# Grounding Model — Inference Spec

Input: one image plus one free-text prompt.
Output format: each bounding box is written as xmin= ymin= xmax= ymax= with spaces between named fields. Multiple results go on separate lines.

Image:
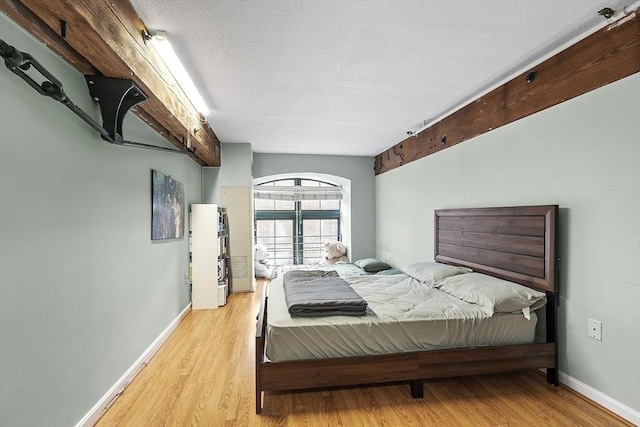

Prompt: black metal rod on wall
xmin=0 ymin=38 xmax=188 ymax=155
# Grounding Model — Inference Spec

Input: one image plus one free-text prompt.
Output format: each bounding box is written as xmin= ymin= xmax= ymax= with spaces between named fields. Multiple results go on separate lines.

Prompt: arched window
xmin=254 ymin=178 xmax=341 ymax=265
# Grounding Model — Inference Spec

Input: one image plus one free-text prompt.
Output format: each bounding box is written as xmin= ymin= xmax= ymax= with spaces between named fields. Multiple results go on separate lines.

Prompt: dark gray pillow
xmin=354 ymin=258 xmax=392 ymax=273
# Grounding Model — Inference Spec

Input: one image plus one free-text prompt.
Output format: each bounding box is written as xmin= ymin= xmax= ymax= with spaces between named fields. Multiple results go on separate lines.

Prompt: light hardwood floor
xmin=96 ymin=280 xmax=632 ymax=426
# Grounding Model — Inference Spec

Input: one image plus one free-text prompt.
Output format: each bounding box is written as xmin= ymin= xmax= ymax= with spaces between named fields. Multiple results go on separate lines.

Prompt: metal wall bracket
xmin=85 ymin=76 xmax=148 ymax=144
xmin=2 ymin=39 xmax=190 ymax=156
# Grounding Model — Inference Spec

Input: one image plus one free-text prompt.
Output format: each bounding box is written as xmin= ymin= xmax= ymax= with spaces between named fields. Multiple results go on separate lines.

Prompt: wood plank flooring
xmin=96 ymin=280 xmax=632 ymax=426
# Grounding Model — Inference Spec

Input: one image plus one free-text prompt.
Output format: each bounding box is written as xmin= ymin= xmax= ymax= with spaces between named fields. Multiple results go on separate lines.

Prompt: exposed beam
xmin=0 ymin=0 xmax=220 ymax=166
xmin=375 ymin=12 xmax=640 ymax=175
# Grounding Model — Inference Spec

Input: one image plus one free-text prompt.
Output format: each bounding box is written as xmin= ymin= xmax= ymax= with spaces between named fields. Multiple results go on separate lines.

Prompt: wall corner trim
xmin=74 ymin=303 xmax=192 ymax=427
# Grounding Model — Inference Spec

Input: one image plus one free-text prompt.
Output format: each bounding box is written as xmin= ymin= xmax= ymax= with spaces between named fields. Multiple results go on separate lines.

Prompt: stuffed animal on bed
xmin=254 ymin=244 xmax=273 ymax=278
xmin=322 ymin=240 xmax=349 ymax=264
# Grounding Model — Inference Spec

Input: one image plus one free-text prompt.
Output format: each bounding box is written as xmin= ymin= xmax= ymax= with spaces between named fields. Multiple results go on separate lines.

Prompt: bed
xmin=255 ymin=205 xmax=559 ymax=413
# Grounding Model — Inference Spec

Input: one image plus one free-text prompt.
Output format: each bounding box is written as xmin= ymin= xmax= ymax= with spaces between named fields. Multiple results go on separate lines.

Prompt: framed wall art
xmin=151 ymin=170 xmax=185 ymax=240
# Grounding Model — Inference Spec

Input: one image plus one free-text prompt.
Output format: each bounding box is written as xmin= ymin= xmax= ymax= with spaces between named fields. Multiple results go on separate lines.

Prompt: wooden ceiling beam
xmin=1 ymin=0 xmax=220 ymax=166
xmin=375 ymin=12 xmax=640 ymax=175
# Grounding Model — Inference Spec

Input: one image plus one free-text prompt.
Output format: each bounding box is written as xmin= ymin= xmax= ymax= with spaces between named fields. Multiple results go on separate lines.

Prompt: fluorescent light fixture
xmin=148 ymin=30 xmax=210 ymax=116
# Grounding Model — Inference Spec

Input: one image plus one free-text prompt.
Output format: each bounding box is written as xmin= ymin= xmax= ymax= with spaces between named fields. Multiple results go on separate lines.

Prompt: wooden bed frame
xmin=255 ymin=205 xmax=559 ymax=414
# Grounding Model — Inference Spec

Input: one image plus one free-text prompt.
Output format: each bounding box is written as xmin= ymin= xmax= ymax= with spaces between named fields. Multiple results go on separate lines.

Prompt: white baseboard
xmin=75 ymin=303 xmax=192 ymax=427
xmin=559 ymin=371 xmax=640 ymax=425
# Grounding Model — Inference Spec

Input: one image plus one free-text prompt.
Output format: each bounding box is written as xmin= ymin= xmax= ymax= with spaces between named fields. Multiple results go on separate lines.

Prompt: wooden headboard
xmin=434 ymin=205 xmax=558 ymax=293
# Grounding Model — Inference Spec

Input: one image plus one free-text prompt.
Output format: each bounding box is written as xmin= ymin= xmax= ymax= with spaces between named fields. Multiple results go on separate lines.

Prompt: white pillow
xmin=436 ymin=272 xmax=546 ymax=317
xmin=403 ymin=261 xmax=472 ymax=286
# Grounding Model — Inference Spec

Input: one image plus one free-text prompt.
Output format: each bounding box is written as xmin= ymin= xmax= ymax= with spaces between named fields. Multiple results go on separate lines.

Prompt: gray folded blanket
xmin=283 ymin=270 xmax=368 ymax=317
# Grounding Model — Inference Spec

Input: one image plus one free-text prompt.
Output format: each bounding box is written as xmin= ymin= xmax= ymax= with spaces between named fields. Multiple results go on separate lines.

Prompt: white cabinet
xmin=190 ymin=204 xmax=229 ymax=309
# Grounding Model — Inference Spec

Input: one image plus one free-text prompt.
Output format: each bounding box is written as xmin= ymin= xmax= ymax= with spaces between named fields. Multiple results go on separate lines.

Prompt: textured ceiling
xmin=129 ymin=0 xmax=629 ymax=156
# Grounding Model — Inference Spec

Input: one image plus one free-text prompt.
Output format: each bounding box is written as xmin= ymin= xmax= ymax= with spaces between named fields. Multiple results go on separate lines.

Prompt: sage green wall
xmin=375 ymin=74 xmax=640 ymax=412
xmin=0 ymin=15 xmax=201 ymax=426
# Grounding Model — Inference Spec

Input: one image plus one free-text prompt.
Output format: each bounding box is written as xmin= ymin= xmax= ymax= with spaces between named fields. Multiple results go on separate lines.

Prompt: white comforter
xmin=266 ymin=273 xmax=539 ymax=361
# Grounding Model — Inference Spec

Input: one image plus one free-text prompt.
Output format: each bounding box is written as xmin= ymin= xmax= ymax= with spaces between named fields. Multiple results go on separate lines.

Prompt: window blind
xmin=253 ymin=185 xmax=342 ymax=201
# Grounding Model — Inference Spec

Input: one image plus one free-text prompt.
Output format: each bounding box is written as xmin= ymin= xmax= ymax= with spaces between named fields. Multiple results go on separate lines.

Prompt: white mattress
xmin=266 ymin=273 xmax=539 ymax=361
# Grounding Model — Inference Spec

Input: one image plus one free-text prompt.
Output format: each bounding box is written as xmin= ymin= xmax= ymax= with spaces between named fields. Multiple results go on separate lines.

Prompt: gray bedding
xmin=267 ymin=273 xmax=541 ymax=361
xmin=283 ymin=270 xmax=368 ymax=317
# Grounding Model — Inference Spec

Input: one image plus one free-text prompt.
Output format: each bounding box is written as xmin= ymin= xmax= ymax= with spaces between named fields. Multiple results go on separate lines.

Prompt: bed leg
xmin=256 ymin=286 xmax=268 ymax=414
xmin=547 ymin=368 xmax=559 ymax=386
xmin=256 ymin=390 xmax=262 ymax=414
xmin=410 ymin=379 xmax=424 ymax=398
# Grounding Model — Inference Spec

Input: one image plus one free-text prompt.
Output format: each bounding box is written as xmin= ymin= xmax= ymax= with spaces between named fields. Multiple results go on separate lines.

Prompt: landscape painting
xmin=151 ymin=170 xmax=185 ymax=240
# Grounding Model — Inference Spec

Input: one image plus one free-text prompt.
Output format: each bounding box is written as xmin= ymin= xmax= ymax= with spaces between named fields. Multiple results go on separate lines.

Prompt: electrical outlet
xmin=588 ymin=318 xmax=602 ymax=341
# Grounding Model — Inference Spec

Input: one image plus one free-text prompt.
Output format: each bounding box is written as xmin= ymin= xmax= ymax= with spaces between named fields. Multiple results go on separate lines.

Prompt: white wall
xmin=0 ymin=15 xmax=202 ymax=426
xmin=376 ymin=74 xmax=640 ymax=414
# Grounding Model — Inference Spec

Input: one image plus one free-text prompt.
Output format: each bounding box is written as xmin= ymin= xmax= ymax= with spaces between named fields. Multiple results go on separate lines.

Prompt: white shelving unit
xmin=190 ymin=204 xmax=229 ymax=309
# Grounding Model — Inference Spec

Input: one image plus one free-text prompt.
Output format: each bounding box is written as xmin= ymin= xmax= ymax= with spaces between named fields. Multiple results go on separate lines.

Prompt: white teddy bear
xmin=322 ymin=240 xmax=349 ymax=264
xmin=254 ymin=244 xmax=273 ymax=278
